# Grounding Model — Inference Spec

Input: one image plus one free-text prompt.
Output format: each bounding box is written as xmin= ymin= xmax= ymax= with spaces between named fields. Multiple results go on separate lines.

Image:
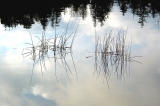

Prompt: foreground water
xmin=0 ymin=5 xmax=160 ymax=106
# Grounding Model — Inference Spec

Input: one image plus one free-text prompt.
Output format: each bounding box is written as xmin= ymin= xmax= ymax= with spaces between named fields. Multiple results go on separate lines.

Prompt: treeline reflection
xmin=0 ymin=0 xmax=159 ymax=29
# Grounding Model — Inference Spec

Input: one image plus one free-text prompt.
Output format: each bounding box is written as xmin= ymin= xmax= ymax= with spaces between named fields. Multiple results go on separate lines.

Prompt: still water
xmin=0 ymin=2 xmax=160 ymax=106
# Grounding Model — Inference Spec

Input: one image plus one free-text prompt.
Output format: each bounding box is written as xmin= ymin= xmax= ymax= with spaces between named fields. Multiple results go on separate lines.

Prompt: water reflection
xmin=0 ymin=0 xmax=160 ymax=29
xmin=0 ymin=2 xmax=160 ymax=106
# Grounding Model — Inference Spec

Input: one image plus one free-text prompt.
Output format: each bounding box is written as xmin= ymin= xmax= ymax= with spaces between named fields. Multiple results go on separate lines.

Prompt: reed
xmin=94 ymin=30 xmax=140 ymax=79
xmin=22 ymin=20 xmax=79 ymax=81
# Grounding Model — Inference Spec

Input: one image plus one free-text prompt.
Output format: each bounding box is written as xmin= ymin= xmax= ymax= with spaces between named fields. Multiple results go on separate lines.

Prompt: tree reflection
xmin=0 ymin=0 xmax=159 ymax=29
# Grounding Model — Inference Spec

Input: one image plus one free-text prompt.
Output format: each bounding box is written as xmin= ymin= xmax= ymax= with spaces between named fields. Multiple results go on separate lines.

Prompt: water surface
xmin=0 ymin=1 xmax=160 ymax=106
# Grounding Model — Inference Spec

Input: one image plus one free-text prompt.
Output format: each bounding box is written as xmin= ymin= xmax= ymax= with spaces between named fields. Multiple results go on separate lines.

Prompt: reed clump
xmin=22 ymin=21 xmax=79 ymax=80
xmin=94 ymin=30 xmax=140 ymax=79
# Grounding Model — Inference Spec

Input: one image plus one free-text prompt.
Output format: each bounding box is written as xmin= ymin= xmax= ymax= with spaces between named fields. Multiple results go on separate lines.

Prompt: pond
xmin=0 ymin=1 xmax=160 ymax=106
